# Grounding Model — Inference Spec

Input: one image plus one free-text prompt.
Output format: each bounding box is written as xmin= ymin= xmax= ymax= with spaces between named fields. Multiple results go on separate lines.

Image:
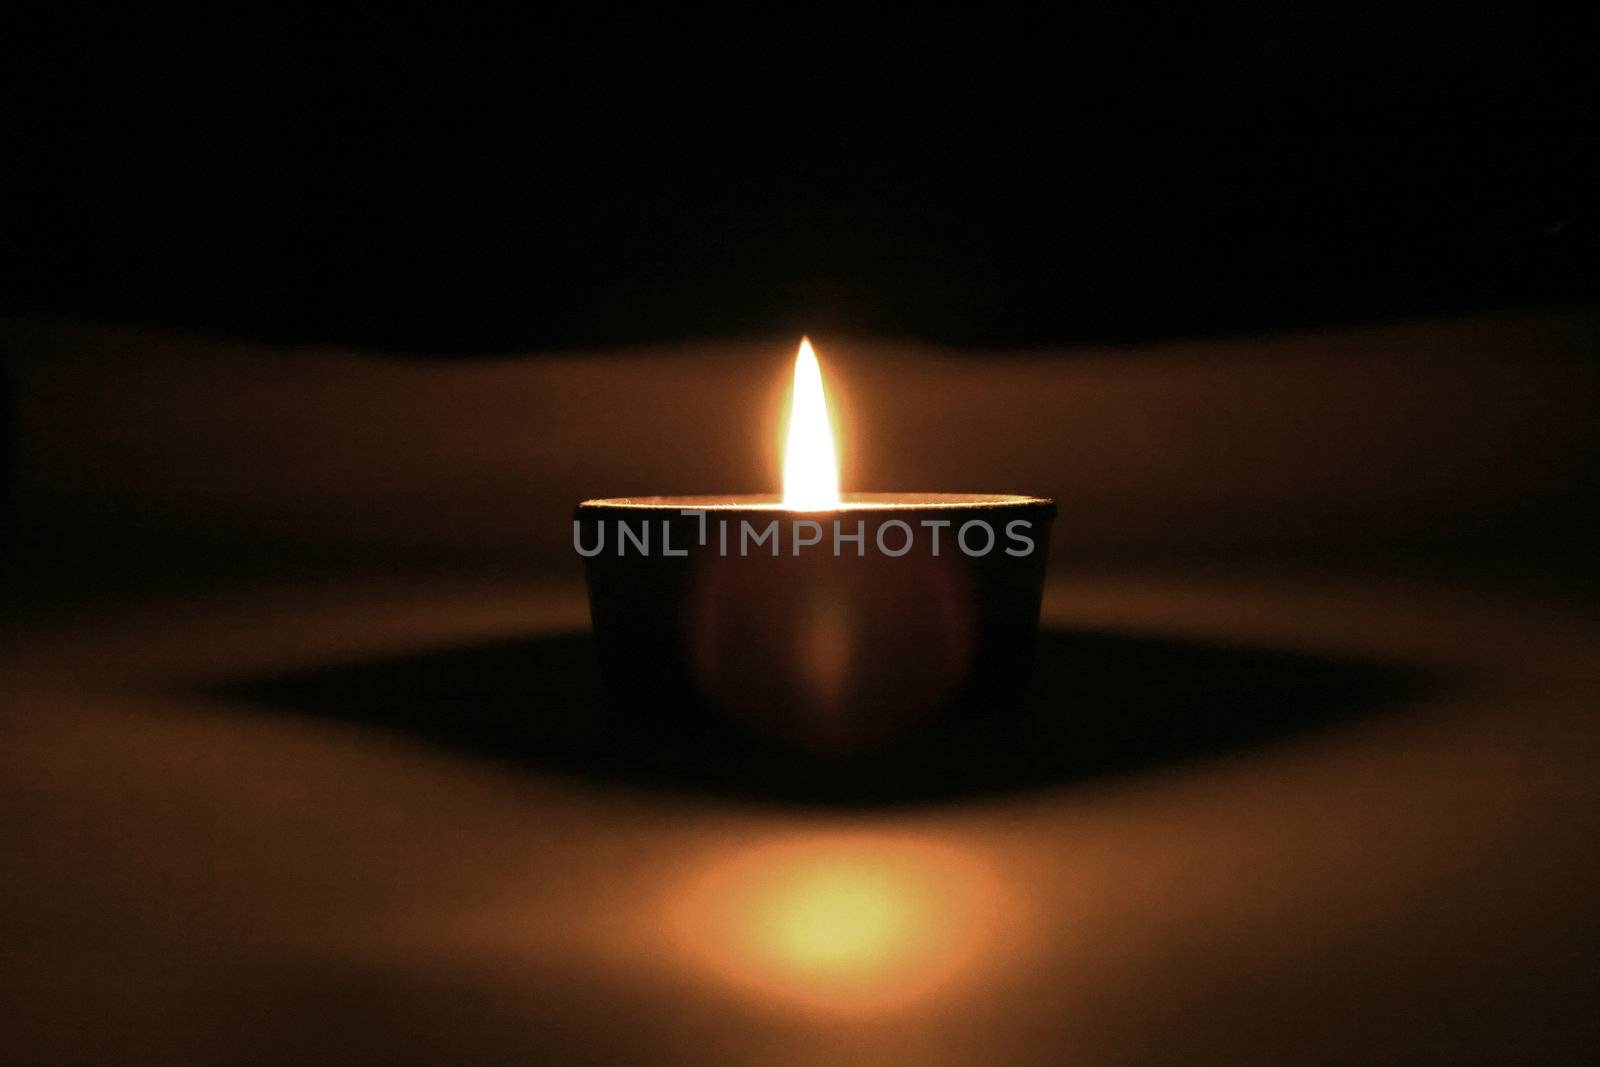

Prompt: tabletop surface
xmin=4 ymin=560 xmax=1597 ymax=1065
xmin=3 ymin=314 xmax=1597 ymax=1063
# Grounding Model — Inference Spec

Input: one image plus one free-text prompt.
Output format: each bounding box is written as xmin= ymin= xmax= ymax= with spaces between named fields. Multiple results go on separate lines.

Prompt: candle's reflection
xmin=687 ymin=553 xmax=975 ymax=754
xmin=671 ymin=834 xmax=1003 ymax=1012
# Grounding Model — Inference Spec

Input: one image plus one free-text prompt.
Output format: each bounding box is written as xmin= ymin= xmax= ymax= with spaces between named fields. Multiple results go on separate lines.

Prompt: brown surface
xmin=3 ymin=316 xmax=1598 ymax=1063
xmin=6 ymin=310 xmax=1597 ymax=564
xmin=3 ymin=568 xmax=1597 ymax=1064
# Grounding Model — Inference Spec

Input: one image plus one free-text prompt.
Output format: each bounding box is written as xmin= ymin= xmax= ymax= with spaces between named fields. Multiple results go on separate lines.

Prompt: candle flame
xmin=781 ymin=337 xmax=841 ymax=510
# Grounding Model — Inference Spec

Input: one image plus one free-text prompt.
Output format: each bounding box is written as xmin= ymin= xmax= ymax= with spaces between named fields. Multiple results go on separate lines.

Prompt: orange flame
xmin=781 ymin=337 xmax=841 ymax=510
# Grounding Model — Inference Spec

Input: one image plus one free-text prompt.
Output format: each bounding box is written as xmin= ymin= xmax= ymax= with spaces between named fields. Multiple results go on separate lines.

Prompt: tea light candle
xmin=576 ymin=339 xmax=1054 ymax=756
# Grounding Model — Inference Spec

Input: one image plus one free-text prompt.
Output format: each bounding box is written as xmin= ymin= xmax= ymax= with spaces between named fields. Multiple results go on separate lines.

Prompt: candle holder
xmin=577 ymin=493 xmax=1054 ymax=756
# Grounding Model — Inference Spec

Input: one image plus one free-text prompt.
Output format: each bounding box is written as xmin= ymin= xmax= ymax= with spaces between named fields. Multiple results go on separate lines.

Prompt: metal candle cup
xmin=577 ymin=493 xmax=1055 ymax=756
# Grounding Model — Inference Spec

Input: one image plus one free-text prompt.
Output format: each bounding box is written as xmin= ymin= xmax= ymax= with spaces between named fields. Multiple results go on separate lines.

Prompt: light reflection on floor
xmin=669 ymin=833 xmax=1006 ymax=1013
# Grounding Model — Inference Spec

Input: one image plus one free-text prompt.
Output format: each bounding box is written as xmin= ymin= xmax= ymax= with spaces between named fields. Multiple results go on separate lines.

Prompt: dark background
xmin=5 ymin=3 xmax=1597 ymax=353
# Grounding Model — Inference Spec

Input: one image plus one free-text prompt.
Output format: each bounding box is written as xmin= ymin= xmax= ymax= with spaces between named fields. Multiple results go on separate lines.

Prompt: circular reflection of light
xmin=670 ymin=834 xmax=1002 ymax=1013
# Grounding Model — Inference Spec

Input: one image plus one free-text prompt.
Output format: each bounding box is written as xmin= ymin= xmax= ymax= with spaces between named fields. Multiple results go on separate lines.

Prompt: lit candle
xmin=576 ymin=339 xmax=1054 ymax=755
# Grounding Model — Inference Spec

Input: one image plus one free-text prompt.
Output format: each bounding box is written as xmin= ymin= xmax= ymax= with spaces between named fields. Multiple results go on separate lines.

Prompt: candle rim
xmin=577 ymin=491 xmax=1055 ymax=513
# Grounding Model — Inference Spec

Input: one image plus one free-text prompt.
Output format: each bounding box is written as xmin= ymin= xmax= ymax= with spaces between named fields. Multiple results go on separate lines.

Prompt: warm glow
xmin=671 ymin=835 xmax=1002 ymax=1012
xmin=781 ymin=337 xmax=841 ymax=510
xmin=762 ymin=859 xmax=919 ymax=976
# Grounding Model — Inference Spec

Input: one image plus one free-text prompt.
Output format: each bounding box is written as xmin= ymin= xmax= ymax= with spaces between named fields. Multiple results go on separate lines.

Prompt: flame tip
xmin=781 ymin=336 xmax=840 ymax=509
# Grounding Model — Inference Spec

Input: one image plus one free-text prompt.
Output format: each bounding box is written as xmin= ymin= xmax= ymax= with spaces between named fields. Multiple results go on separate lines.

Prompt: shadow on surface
xmin=213 ymin=628 xmax=1429 ymax=806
